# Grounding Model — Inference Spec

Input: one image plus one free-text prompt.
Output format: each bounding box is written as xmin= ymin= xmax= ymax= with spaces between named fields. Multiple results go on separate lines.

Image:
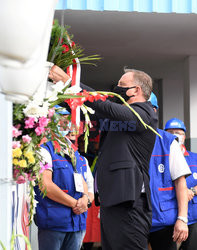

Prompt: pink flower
xmin=12 ymin=141 xmax=21 ymax=149
xmin=12 ymin=126 xmax=22 ymax=138
xmin=15 ymin=124 xmax=21 ymax=129
xmin=48 ymin=108 xmax=55 ymax=118
xmin=35 ymin=126 xmax=45 ymax=136
xmin=25 ymin=117 xmax=35 ymax=129
xmin=13 ymin=169 xmax=28 ymax=184
xmin=39 ymin=162 xmax=52 ymax=173
xmin=22 ymin=135 xmax=32 ymax=144
xmin=16 ymin=174 xmax=27 ymax=184
xmin=13 ymin=168 xmax=20 ymax=179
xmin=39 ymin=117 xmax=49 ymax=127
xmin=27 ymin=173 xmax=36 ymax=181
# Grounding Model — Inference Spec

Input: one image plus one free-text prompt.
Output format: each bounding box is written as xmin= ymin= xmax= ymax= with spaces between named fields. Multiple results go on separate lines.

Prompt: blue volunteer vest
xmin=149 ymin=129 xmax=177 ymax=232
xmin=34 ymin=141 xmax=87 ymax=232
xmin=185 ymin=150 xmax=197 ymax=225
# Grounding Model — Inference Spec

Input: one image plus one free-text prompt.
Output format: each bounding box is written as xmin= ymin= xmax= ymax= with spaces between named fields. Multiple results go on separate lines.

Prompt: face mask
xmin=57 ymin=126 xmax=69 ymax=137
xmin=113 ymin=86 xmax=136 ymax=103
xmin=174 ymin=133 xmax=184 ymax=145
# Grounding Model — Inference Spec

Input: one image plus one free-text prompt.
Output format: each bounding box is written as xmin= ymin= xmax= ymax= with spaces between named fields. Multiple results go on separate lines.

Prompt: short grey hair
xmin=124 ymin=68 xmax=153 ymax=100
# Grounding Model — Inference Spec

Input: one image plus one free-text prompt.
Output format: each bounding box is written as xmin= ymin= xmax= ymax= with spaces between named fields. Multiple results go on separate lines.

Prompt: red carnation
xmin=62 ymin=44 xmax=70 ymax=54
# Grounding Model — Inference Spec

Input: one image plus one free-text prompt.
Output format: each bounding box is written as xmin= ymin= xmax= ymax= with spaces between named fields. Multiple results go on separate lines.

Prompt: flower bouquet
xmin=11 ymin=20 xmax=160 ymax=227
xmin=48 ymin=19 xmax=102 ymax=71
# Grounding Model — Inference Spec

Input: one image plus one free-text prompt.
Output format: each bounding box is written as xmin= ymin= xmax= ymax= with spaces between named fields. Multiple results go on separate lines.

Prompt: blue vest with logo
xmin=185 ymin=150 xmax=197 ymax=225
xmin=149 ymin=129 xmax=177 ymax=232
xmin=34 ymin=141 xmax=87 ymax=232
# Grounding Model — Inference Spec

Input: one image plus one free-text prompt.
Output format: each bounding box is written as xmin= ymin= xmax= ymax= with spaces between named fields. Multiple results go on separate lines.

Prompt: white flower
xmin=51 ymin=81 xmax=65 ymax=93
xmin=81 ymin=105 xmax=93 ymax=128
xmin=46 ymin=81 xmax=64 ymax=102
xmin=47 ymin=91 xmax=58 ymax=102
xmin=23 ymin=100 xmax=50 ymax=119
xmin=23 ymin=102 xmax=41 ymax=119
xmin=65 ymin=85 xmax=82 ymax=94
xmin=80 ymin=105 xmax=87 ymax=114
xmin=38 ymin=102 xmax=50 ymax=117
xmin=85 ymin=106 xmax=95 ymax=114
xmin=80 ymin=105 xmax=95 ymax=115
xmin=85 ymin=115 xmax=93 ymax=128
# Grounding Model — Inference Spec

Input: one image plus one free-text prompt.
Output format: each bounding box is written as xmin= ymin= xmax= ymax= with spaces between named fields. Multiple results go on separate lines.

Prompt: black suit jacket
xmin=86 ymin=98 xmax=158 ymax=209
xmin=79 ymin=83 xmax=158 ymax=208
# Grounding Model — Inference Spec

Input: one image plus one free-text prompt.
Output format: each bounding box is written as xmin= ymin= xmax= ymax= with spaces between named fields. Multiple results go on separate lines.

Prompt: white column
xmin=0 ymin=93 xmax=13 ymax=248
xmin=184 ymin=56 xmax=197 ymax=152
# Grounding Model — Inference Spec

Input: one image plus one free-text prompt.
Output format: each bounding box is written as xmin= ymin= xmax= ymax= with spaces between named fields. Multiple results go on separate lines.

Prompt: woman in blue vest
xmin=149 ymin=94 xmax=191 ymax=250
xmin=34 ymin=112 xmax=92 ymax=250
xmin=165 ymin=118 xmax=197 ymax=250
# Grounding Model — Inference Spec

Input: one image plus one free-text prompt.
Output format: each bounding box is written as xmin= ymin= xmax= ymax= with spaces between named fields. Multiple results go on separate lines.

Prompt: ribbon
xmin=66 ymin=40 xmax=81 ymax=129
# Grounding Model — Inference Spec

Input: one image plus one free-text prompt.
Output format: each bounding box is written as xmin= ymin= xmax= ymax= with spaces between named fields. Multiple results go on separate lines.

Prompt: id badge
xmin=73 ymin=173 xmax=84 ymax=193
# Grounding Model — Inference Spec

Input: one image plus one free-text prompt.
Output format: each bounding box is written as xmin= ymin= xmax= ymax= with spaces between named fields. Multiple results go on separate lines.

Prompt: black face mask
xmin=112 ymin=86 xmax=136 ymax=103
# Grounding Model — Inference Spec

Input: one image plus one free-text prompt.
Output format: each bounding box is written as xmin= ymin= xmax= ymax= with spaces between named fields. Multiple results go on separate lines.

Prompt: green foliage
xmin=0 ymin=241 xmax=6 ymax=250
xmin=13 ymin=104 xmax=25 ymax=122
xmin=10 ymin=233 xmax=31 ymax=250
xmin=0 ymin=232 xmax=32 ymax=250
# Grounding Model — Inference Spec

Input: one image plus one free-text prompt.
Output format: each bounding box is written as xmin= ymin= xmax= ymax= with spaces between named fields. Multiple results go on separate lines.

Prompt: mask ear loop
xmin=127 ymin=86 xmax=136 ymax=99
xmin=129 ymin=86 xmax=136 ymax=90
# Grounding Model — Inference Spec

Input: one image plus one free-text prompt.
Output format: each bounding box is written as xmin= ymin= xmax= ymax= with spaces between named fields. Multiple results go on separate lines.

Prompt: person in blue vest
xmin=148 ymin=93 xmax=191 ymax=250
xmin=34 ymin=110 xmax=93 ymax=250
xmin=165 ymin=118 xmax=197 ymax=250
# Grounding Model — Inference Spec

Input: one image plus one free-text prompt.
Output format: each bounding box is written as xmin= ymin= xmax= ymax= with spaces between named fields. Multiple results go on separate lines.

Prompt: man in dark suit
xmin=49 ymin=67 xmax=158 ymax=250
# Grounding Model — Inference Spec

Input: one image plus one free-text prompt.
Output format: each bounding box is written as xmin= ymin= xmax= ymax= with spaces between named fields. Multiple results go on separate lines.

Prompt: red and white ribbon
xmin=66 ymin=41 xmax=81 ymax=128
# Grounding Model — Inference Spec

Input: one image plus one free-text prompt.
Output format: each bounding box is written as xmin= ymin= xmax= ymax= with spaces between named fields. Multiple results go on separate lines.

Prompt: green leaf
xmin=0 ymin=241 xmax=6 ymax=250
xmin=10 ymin=233 xmax=32 ymax=250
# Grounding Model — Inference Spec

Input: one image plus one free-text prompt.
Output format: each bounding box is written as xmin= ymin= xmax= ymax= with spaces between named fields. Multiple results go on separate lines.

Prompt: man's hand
xmin=49 ymin=65 xmax=70 ymax=84
xmin=72 ymin=196 xmax=88 ymax=215
xmin=173 ymin=176 xmax=189 ymax=243
xmin=188 ymin=188 xmax=194 ymax=201
xmin=172 ymin=219 xmax=188 ymax=243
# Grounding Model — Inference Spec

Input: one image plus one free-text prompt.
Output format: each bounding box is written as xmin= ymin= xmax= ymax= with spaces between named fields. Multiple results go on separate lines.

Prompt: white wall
xmin=183 ymin=56 xmax=197 ymax=152
xmin=0 ymin=93 xmax=12 ymax=248
xmin=149 ymin=60 xmax=185 ymax=128
xmin=148 ymin=57 xmax=197 ymax=152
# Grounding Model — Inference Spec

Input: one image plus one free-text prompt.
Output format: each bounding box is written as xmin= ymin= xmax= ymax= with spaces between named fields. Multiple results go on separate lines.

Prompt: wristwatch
xmin=83 ymin=193 xmax=92 ymax=208
xmin=190 ymin=187 xmax=197 ymax=196
xmin=177 ymin=216 xmax=188 ymax=224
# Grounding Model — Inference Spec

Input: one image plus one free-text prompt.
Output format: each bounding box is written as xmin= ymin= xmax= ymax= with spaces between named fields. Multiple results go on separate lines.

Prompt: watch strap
xmin=83 ymin=193 xmax=92 ymax=208
xmin=190 ymin=187 xmax=197 ymax=195
xmin=177 ymin=216 xmax=188 ymax=224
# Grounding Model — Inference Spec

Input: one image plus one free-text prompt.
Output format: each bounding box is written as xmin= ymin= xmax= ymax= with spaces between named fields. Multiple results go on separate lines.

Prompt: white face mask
xmin=174 ymin=133 xmax=184 ymax=145
xmin=57 ymin=126 xmax=69 ymax=137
